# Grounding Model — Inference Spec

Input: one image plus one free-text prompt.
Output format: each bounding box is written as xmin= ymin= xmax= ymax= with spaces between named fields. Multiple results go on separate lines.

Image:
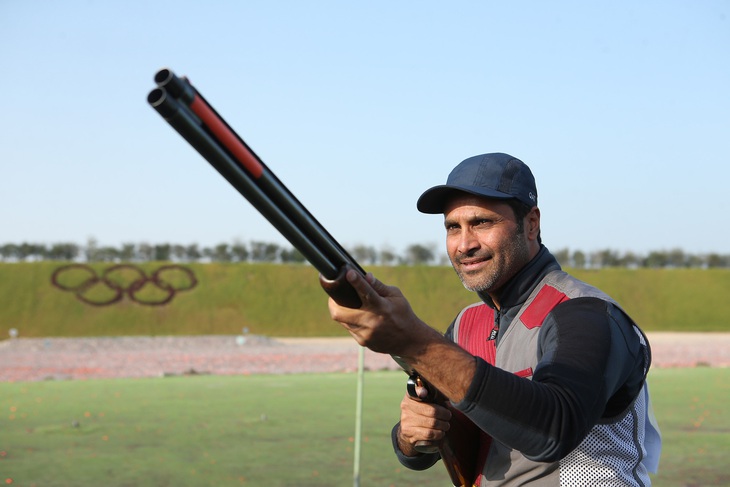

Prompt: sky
xmin=1 ymin=1 xmax=729 ymax=257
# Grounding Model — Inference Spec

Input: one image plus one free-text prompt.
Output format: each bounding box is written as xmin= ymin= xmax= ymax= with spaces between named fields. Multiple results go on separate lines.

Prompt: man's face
xmin=444 ymin=194 xmax=535 ymax=295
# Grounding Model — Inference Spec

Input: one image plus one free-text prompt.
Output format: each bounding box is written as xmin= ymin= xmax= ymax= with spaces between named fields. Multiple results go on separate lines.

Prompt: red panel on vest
xmin=455 ymin=304 xmax=496 ymax=485
xmin=521 ymin=285 xmax=569 ymax=329
xmin=514 ymin=367 xmax=534 ymax=378
xmin=457 ymin=304 xmax=496 ymax=365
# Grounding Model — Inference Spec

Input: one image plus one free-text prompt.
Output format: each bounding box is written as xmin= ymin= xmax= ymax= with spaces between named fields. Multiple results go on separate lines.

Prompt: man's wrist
xmin=395 ymin=424 xmax=420 ymax=457
xmin=391 ymin=422 xmax=441 ymax=471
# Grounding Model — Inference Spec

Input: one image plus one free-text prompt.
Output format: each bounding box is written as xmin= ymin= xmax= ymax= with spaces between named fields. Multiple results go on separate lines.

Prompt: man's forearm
xmin=398 ymin=330 xmax=477 ymax=404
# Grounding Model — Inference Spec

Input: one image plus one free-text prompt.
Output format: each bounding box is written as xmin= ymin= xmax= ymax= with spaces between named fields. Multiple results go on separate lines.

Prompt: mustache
xmin=453 ymin=250 xmax=492 ymax=265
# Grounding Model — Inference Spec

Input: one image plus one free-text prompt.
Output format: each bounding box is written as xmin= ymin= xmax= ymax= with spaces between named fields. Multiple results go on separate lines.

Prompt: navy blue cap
xmin=417 ymin=153 xmax=538 ymax=214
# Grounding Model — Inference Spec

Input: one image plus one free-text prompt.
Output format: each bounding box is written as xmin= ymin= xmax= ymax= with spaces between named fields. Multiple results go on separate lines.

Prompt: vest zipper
xmin=488 ymin=308 xmax=500 ymax=342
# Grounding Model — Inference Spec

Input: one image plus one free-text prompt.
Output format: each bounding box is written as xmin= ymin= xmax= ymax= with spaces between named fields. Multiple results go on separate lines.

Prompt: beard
xmin=451 ymin=233 xmax=530 ymax=294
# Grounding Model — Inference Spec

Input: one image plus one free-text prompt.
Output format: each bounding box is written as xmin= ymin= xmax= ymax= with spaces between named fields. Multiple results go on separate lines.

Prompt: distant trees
xmin=350 ymin=245 xmax=379 ymax=265
xmin=0 ymin=242 xmax=61 ymax=261
xmin=0 ymin=240 xmax=729 ymax=268
xmin=552 ymin=247 xmax=730 ymax=269
xmin=404 ymin=244 xmax=436 ymax=265
xmin=48 ymin=243 xmax=81 ymax=261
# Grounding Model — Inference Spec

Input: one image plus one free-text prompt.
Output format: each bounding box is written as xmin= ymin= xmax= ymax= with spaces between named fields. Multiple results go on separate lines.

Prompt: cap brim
xmin=416 ymin=185 xmax=515 ymax=214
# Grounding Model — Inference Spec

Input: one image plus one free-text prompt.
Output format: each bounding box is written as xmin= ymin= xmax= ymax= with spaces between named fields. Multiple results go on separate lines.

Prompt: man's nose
xmin=457 ymin=228 xmax=480 ymax=254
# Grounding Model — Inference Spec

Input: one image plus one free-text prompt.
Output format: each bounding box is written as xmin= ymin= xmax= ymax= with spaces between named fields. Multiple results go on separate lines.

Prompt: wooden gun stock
xmin=407 ymin=374 xmax=480 ymax=487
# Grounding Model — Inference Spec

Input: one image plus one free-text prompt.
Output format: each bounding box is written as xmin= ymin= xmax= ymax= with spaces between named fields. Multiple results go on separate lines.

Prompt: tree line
xmin=0 ymin=239 xmax=438 ymax=266
xmin=1 ymin=239 xmax=729 ymax=268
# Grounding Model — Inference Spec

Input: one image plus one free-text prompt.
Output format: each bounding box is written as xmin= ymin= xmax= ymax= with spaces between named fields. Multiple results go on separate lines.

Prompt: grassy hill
xmin=1 ymin=262 xmax=727 ymax=337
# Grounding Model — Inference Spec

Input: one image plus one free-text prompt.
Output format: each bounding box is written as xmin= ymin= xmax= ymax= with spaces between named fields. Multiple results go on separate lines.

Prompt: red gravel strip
xmin=0 ymin=333 xmax=727 ymax=382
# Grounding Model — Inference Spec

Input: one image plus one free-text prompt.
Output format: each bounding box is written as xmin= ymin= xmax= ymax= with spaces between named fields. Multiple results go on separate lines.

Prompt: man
xmin=328 ymin=153 xmax=661 ymax=486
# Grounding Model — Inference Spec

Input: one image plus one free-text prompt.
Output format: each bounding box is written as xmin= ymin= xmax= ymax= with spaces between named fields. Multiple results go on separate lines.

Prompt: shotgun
xmin=147 ymin=68 xmax=478 ymax=486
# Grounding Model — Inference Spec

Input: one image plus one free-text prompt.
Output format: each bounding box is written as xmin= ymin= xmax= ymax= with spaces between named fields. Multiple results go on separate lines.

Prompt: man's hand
xmin=327 ymin=268 xmax=439 ymax=357
xmin=397 ymin=392 xmax=453 ymax=457
xmin=328 ymin=267 xmax=477 ymax=404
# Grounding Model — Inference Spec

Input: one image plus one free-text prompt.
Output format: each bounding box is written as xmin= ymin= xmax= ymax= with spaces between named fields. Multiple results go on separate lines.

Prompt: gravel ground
xmin=0 ymin=332 xmax=728 ymax=382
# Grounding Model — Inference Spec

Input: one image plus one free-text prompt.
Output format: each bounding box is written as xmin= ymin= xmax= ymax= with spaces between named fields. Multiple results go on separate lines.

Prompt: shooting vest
xmin=451 ymin=270 xmax=661 ymax=486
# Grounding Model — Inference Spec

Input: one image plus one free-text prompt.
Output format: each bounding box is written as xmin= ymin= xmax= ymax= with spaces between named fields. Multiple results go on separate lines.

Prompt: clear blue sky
xmin=1 ymin=1 xmax=728 ymax=256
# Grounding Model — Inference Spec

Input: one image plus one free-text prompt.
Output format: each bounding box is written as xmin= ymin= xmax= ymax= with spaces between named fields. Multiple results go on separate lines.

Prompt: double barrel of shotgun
xmin=147 ymin=68 xmax=478 ymax=486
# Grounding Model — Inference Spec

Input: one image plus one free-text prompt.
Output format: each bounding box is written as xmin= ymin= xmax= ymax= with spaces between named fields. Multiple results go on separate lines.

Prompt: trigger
xmin=406 ymin=373 xmax=426 ymax=400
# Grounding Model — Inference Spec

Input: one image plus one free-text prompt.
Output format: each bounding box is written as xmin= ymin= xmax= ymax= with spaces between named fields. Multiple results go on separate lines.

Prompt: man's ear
xmin=527 ymin=207 xmax=541 ymax=240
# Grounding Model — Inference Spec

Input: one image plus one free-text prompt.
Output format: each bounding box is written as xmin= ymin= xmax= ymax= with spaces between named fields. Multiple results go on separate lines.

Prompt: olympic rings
xmin=51 ymin=264 xmax=198 ymax=306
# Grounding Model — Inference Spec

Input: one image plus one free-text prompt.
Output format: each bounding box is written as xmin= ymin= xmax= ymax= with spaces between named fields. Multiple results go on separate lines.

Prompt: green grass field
xmin=2 ymin=262 xmax=729 ymax=337
xmin=2 ymin=262 xmax=728 ymax=485
xmin=2 ymin=368 xmax=728 ymax=486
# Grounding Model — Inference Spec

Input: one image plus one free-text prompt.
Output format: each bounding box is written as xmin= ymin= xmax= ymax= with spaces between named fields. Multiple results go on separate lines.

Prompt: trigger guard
xmin=406 ymin=373 xmax=424 ymax=400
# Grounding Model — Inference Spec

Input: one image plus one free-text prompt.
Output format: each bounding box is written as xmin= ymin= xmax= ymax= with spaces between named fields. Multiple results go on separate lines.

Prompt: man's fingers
xmin=345 ymin=269 xmax=381 ymax=306
xmin=365 ymin=271 xmax=401 ymax=298
xmin=401 ymin=394 xmax=452 ymax=423
xmin=398 ymin=397 xmax=452 ymax=450
xmin=345 ymin=269 xmax=398 ymax=300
